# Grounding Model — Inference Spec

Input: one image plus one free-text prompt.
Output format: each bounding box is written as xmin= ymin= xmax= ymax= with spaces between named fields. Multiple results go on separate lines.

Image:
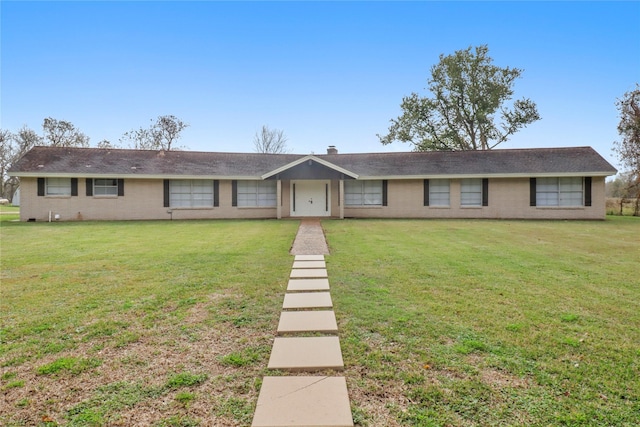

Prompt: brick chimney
xmin=327 ymin=145 xmax=338 ymax=155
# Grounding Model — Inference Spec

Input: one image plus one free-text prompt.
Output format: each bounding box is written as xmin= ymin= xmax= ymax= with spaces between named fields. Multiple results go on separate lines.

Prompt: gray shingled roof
xmin=9 ymin=146 xmax=617 ymax=178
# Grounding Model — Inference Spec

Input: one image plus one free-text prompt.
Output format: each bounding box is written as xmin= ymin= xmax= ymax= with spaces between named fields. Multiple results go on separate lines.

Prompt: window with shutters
xmin=237 ymin=181 xmax=277 ymax=207
xmin=344 ymin=180 xmax=383 ymax=206
xmin=46 ymin=178 xmax=71 ymax=196
xmin=170 ymin=180 xmax=214 ymax=208
xmin=536 ymin=177 xmax=583 ymax=206
xmin=429 ymin=179 xmax=450 ymax=207
xmin=94 ymin=178 xmax=118 ymax=196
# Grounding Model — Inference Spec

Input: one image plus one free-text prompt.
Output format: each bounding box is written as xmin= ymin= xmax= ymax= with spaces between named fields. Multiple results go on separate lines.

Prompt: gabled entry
xmin=291 ymin=180 xmax=330 ymax=217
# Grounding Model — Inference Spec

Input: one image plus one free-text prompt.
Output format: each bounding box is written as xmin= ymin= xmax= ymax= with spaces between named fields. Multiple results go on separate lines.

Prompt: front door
xmin=291 ymin=180 xmax=330 ymax=217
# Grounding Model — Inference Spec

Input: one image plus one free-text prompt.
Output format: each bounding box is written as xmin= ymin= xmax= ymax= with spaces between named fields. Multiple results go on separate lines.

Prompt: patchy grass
xmin=0 ymin=219 xmax=297 ymax=426
xmin=1 ymin=217 xmax=639 ymax=426
xmin=323 ymin=217 xmax=640 ymax=426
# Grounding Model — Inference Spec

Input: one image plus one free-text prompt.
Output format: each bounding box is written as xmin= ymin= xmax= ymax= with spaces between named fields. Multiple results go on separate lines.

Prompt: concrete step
xmin=292 ymin=260 xmax=326 ymax=269
xmin=268 ymin=336 xmax=344 ymax=371
xmin=282 ymin=292 xmax=333 ymax=310
xmin=290 ymin=268 xmax=327 ymax=279
xmin=251 ymin=376 xmax=353 ymax=427
xmin=287 ymin=278 xmax=330 ymax=292
xmin=294 ymin=254 xmax=325 ymax=261
xmin=277 ymin=310 xmax=338 ymax=335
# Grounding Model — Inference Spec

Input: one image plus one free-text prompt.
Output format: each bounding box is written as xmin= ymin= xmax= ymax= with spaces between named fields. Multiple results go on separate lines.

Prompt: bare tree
xmin=614 ymin=84 xmax=640 ymax=216
xmin=0 ymin=126 xmax=43 ymax=201
xmin=121 ymin=115 xmax=188 ymax=150
xmin=0 ymin=129 xmax=14 ymax=200
xmin=253 ymin=125 xmax=290 ymax=154
xmin=97 ymin=139 xmax=117 ymax=149
xmin=42 ymin=117 xmax=90 ymax=147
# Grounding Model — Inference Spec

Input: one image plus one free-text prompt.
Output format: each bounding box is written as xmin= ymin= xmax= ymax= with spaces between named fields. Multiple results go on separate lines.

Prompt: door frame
xmin=290 ymin=180 xmax=331 ymax=217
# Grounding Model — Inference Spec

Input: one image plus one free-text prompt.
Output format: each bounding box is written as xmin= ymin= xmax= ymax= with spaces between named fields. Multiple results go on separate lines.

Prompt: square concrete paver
xmin=290 ymin=268 xmax=327 ymax=279
xmin=268 ymin=336 xmax=344 ymax=371
xmin=292 ymin=260 xmax=326 ymax=269
xmin=287 ymin=278 xmax=330 ymax=292
xmin=283 ymin=292 xmax=333 ymax=309
xmin=277 ymin=310 xmax=338 ymax=334
xmin=252 ymin=376 xmax=353 ymax=427
xmin=294 ymin=254 xmax=325 ymax=261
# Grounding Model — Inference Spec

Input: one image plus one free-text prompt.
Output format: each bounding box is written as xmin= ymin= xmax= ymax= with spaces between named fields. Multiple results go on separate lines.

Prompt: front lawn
xmin=324 ymin=217 xmax=639 ymax=426
xmin=1 ymin=217 xmax=638 ymax=426
xmin=0 ymin=220 xmax=298 ymax=426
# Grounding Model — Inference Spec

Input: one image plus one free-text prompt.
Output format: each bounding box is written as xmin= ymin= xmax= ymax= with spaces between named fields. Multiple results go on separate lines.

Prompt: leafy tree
xmin=253 ymin=125 xmax=290 ymax=154
xmin=613 ymin=84 xmax=640 ymax=215
xmin=42 ymin=117 xmax=90 ymax=147
xmin=379 ymin=45 xmax=540 ymax=151
xmin=121 ymin=115 xmax=188 ymax=150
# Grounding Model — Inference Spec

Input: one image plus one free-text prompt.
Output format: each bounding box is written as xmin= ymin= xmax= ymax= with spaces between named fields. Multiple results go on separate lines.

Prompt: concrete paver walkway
xmin=252 ymin=220 xmax=353 ymax=427
xmin=277 ymin=310 xmax=338 ymax=334
xmin=251 ymin=377 xmax=352 ymax=427
xmin=287 ymin=278 xmax=330 ymax=292
xmin=268 ymin=336 xmax=344 ymax=371
xmin=282 ymin=292 xmax=333 ymax=309
xmin=292 ymin=260 xmax=326 ymax=269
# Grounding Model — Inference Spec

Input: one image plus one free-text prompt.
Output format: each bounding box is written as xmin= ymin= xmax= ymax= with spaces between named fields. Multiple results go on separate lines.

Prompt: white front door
xmin=291 ymin=180 xmax=330 ymax=217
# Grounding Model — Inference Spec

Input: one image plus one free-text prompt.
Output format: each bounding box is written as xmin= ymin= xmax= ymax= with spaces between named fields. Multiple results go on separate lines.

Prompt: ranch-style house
xmin=9 ymin=145 xmax=617 ymax=221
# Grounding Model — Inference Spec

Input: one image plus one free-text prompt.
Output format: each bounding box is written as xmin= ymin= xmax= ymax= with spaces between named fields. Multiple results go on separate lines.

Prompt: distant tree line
xmin=0 ymin=116 xmax=292 ymax=202
xmin=0 ymin=115 xmax=189 ymax=202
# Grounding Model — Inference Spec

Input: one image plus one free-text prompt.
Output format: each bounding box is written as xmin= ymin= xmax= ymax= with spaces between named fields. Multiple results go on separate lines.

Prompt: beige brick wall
xmin=18 ymin=178 xmax=277 ymax=221
xmin=18 ymin=176 xmax=607 ymax=221
xmin=343 ymin=178 xmax=607 ymax=220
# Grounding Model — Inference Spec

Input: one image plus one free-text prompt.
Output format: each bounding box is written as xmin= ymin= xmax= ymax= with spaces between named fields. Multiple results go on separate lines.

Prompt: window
xmin=536 ymin=177 xmax=583 ymax=206
xmin=344 ymin=180 xmax=383 ymax=206
xmin=460 ymin=179 xmax=482 ymax=206
xmin=429 ymin=179 xmax=450 ymax=206
xmin=170 ymin=180 xmax=214 ymax=208
xmin=94 ymin=178 xmax=118 ymax=196
xmin=46 ymin=178 xmax=71 ymax=196
xmin=237 ymin=180 xmax=277 ymax=207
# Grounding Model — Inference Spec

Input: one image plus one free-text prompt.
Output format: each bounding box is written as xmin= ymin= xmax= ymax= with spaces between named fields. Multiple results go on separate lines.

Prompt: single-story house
xmin=8 ymin=145 xmax=617 ymax=221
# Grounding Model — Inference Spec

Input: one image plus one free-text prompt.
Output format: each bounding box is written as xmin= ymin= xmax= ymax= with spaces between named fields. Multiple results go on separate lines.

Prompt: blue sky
xmin=2 ymin=1 xmax=639 ymax=169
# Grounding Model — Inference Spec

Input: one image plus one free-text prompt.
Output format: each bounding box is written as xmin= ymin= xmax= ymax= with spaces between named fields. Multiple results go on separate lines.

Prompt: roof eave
xmin=8 ymin=172 xmax=266 ymax=180
xmin=357 ymin=171 xmax=617 ymax=180
xmin=261 ymin=155 xmax=359 ymax=180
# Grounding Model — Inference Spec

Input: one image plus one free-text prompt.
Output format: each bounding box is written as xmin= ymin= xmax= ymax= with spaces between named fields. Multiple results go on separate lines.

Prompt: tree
xmin=0 ymin=126 xmax=43 ymax=201
xmin=42 ymin=117 xmax=90 ymax=147
xmin=97 ymin=139 xmax=116 ymax=149
xmin=120 ymin=115 xmax=188 ymax=150
xmin=379 ymin=45 xmax=540 ymax=151
xmin=613 ymin=84 xmax=640 ymax=215
xmin=0 ymin=129 xmax=14 ymax=200
xmin=253 ymin=125 xmax=290 ymax=154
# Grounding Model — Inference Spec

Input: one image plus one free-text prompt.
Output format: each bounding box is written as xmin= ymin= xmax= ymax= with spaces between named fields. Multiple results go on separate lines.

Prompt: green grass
xmin=36 ymin=357 xmax=102 ymax=375
xmin=166 ymin=372 xmax=208 ymax=389
xmin=323 ymin=217 xmax=640 ymax=426
xmin=1 ymin=217 xmax=639 ymax=426
xmin=0 ymin=204 xmax=19 ymax=222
